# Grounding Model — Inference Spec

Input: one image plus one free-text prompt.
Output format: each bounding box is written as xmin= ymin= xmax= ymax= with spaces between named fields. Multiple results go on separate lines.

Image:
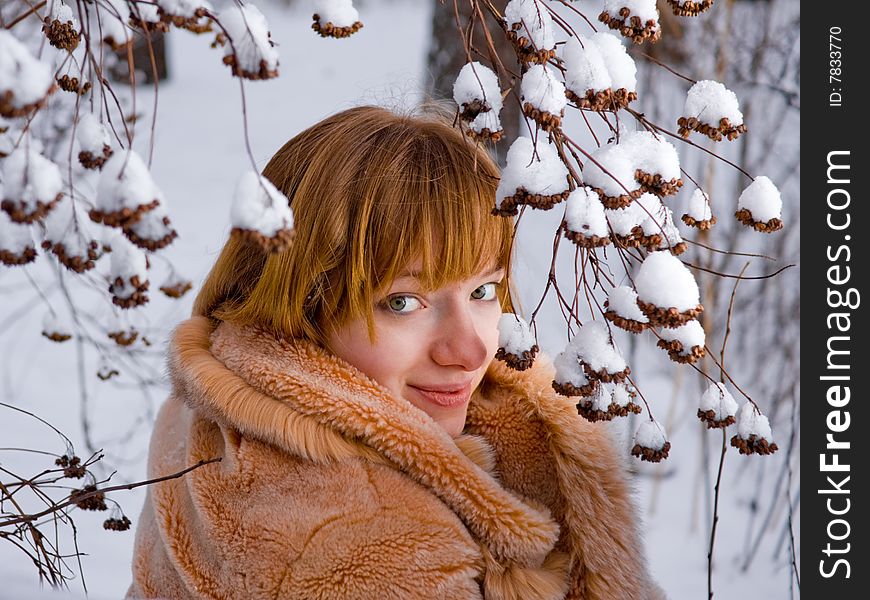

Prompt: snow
xmin=611 ymin=383 xmax=633 ymax=407
xmin=453 ymin=62 xmax=503 ymax=114
xmin=634 ymin=419 xmax=667 ymax=450
xmin=313 ymin=0 xmax=360 ymax=28
xmin=735 ymin=402 xmax=774 ymax=441
xmin=96 ymin=151 xmax=164 ymax=216
xmin=42 ymin=196 xmax=97 ymax=258
xmin=130 ymin=2 xmax=161 ymax=24
xmin=590 ymin=32 xmax=637 ymax=92
xmin=607 ymin=286 xmax=648 ymax=322
xmin=603 ymin=0 xmax=659 ymax=23
xmin=77 ymin=113 xmax=111 ymax=155
xmin=99 ymin=0 xmax=133 ymax=47
xmin=737 ymin=176 xmax=782 ymax=222
xmin=498 ymin=313 xmax=536 ymax=355
xmin=659 ymin=319 xmax=705 ymax=349
xmin=157 ymin=0 xmax=213 ymax=18
xmin=572 ymin=320 xmax=627 ymax=374
xmin=684 ymin=80 xmax=744 ymax=126
xmin=0 ymin=210 xmax=34 ymax=254
xmin=699 ymin=382 xmax=738 ymax=422
xmin=562 ymin=35 xmax=611 ymax=96
xmin=1 ymin=147 xmax=64 ymax=212
xmin=620 ymin=130 xmax=680 ymax=180
xmin=553 ymin=346 xmax=590 ymax=388
xmin=108 ymin=234 xmax=149 ymax=299
xmin=639 ymin=202 xmax=683 ymax=248
xmin=521 ymin=64 xmax=567 ymax=115
xmin=634 ymin=192 xmax=663 ymax=222
xmin=47 ymin=0 xmax=78 ymax=28
xmin=496 ymin=136 xmax=569 ymax=204
xmin=687 ymin=189 xmax=713 ymax=221
xmin=504 ymin=0 xmax=555 ymax=50
xmin=635 ymin=251 xmax=700 ymax=310
xmin=588 ymin=384 xmax=611 ymax=411
xmin=604 ymin=202 xmax=644 ymax=236
xmin=126 ymin=202 xmax=175 ymax=246
xmin=219 ymin=3 xmax=279 ymax=75
xmin=583 ymin=143 xmax=641 ymax=197
xmin=41 ymin=310 xmax=72 ymax=338
xmin=470 ymin=109 xmax=502 ymax=136
xmin=230 ymin=171 xmax=294 ymax=236
xmin=565 ymin=187 xmax=608 ymax=237
xmin=0 ymin=30 xmax=54 ymax=111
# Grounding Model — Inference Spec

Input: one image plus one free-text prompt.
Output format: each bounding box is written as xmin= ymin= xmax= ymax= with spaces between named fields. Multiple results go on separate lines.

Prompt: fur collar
xmin=169 ymin=316 xmax=561 ymax=570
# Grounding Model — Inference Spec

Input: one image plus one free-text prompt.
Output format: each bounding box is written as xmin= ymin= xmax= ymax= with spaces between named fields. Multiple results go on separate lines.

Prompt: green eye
xmin=472 ymin=283 xmax=498 ymax=301
xmin=384 ymin=295 xmax=422 ymax=314
xmin=389 ymin=296 xmax=407 ymax=311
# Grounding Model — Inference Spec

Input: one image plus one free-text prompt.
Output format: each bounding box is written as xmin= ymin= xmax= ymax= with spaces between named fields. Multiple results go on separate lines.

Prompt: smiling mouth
xmin=407 ymin=382 xmax=473 ymax=408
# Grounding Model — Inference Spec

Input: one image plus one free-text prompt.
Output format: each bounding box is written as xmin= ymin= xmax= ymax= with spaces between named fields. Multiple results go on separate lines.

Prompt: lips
xmin=408 ymin=381 xmax=473 ymax=408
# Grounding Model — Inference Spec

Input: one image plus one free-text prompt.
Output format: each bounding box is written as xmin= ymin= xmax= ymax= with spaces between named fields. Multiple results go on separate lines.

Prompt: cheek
xmin=328 ymin=319 xmax=415 ymax=387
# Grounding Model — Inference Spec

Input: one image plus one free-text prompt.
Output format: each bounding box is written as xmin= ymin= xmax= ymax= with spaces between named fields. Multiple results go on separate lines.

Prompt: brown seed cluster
xmin=161 ymin=9 xmax=213 ymax=34
xmin=103 ymin=516 xmax=132 ymax=531
xmin=611 ymin=227 xmax=643 ymax=249
xmin=678 ymin=116 xmax=746 ymax=142
xmin=89 ymin=199 xmax=160 ymax=229
xmin=577 ymin=398 xmax=641 ymax=422
xmin=697 ymin=408 xmax=735 ymax=429
xmin=56 ymin=74 xmax=91 ymax=95
xmin=108 ymin=329 xmax=139 ymax=347
xmin=589 ymin=185 xmax=644 ymax=210
xmin=43 ymin=18 xmax=80 ymax=52
xmin=1 ymin=85 xmax=55 ymax=119
xmin=636 ymin=233 xmax=687 ymax=256
xmin=311 ymin=14 xmax=363 ymax=38
xmin=582 ymin=361 xmax=630 ymax=384
xmin=55 ymin=454 xmax=87 ymax=479
xmin=222 ymin=55 xmax=279 ymax=81
xmin=734 ymin=209 xmax=783 ymax=233
xmin=730 ymin=433 xmax=779 ymax=456
xmin=492 ymin=188 xmax=571 ymax=217
xmin=522 ymin=103 xmax=562 ymax=133
xmin=71 ymin=485 xmax=107 ymax=511
xmin=459 ymin=99 xmax=490 ymax=122
xmin=79 ymin=145 xmax=113 ymax=170
xmin=97 ymin=365 xmax=120 ymax=381
xmin=562 ymin=223 xmax=611 ymax=249
xmin=41 ymin=239 xmax=100 ymax=273
xmin=599 ymin=8 xmax=661 ymax=44
xmin=603 ymin=309 xmax=647 ymax=334
xmin=657 ymin=338 xmax=705 ymax=364
xmin=635 ymin=170 xmax=683 ymax=197
xmin=128 ymin=14 xmax=170 ymax=33
xmin=495 ymin=344 xmax=539 ymax=371
xmin=631 ymin=440 xmax=671 ymax=462
xmin=160 ymin=280 xmax=193 ymax=299
xmin=2 ymin=193 xmax=63 ymax=224
xmin=465 ymin=126 xmax=503 ymax=143
xmin=566 ymin=88 xmax=637 ymax=112
xmin=638 ymin=299 xmax=704 ymax=328
xmin=681 ymin=213 xmax=716 ymax=230
xmin=668 ymin=0 xmax=715 ymax=17
xmin=231 ymin=226 xmax=295 ymax=254
xmin=0 ymin=246 xmax=37 ymax=267
xmin=552 ymin=378 xmax=599 ymax=398
xmin=111 ymin=276 xmax=150 ymax=309
xmin=42 ymin=330 xmax=72 ymax=343
xmin=123 ymin=217 xmax=178 ymax=251
xmin=506 ymin=25 xmax=556 ymax=64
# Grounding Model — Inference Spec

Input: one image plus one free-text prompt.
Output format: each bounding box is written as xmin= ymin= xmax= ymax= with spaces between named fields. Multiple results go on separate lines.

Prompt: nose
xmin=430 ymin=304 xmax=490 ymax=371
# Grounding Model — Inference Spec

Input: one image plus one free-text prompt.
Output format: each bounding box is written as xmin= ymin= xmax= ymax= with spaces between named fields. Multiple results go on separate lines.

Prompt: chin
xmin=436 ymin=410 xmax=469 ymax=439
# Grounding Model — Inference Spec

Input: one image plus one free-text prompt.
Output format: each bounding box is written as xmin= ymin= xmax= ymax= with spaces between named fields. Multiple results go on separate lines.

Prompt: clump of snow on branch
xmin=604 ymin=285 xmax=648 ymax=333
xmin=667 ymin=0 xmax=715 ymax=18
xmin=159 ymin=271 xmax=194 ymax=299
xmin=682 ymin=188 xmax=716 ymax=229
xmin=156 ymin=0 xmax=214 ymax=34
xmin=698 ymin=382 xmax=738 ymax=428
xmin=576 ymin=381 xmax=641 ymax=422
xmin=311 ymin=0 xmax=363 ymax=38
xmin=99 ymin=0 xmax=133 ymax=50
xmin=217 ymin=3 xmax=279 ymax=80
xmin=604 ymin=202 xmax=644 ymax=243
xmin=0 ymin=210 xmax=37 ymax=266
xmin=678 ymin=80 xmax=747 ymax=141
xmin=563 ymin=187 xmax=610 ymax=248
xmin=504 ymin=0 xmax=556 ymax=64
xmin=571 ymin=320 xmax=629 ymax=383
xmin=230 ymin=171 xmax=295 ymax=253
xmin=92 ymin=151 xmax=163 ymax=228
xmin=521 ymin=65 xmax=566 ymax=131
xmin=631 ymin=419 xmax=670 ymax=462
xmin=494 ymin=136 xmax=569 ymax=215
xmin=552 ymin=341 xmax=597 ymax=398
xmin=731 ymin=402 xmax=779 ymax=455
xmin=42 ymin=197 xmax=102 ymax=273
xmin=123 ymin=202 xmax=178 ymax=251
xmin=495 ymin=314 xmax=538 ymax=371
xmin=453 ymin=62 xmax=503 ymax=141
xmin=621 ymin=130 xmax=682 ymax=196
xmin=583 ymin=143 xmax=642 ymax=208
xmin=43 ymin=0 xmax=81 ymax=52
xmin=0 ymin=31 xmax=55 ymax=118
xmin=736 ymin=175 xmax=783 ymax=232
xmin=562 ymin=36 xmax=611 ymax=109
xmin=599 ymin=0 xmax=661 ymax=44
xmin=635 ymin=250 xmax=702 ymax=326
xmin=41 ymin=311 xmax=73 ymax=343
xmin=76 ymin=113 xmax=113 ymax=170
xmin=638 ymin=201 xmax=686 ymax=255
xmin=657 ymin=319 xmax=705 ymax=363
xmin=1 ymin=147 xmax=64 ymax=224
xmin=107 ymin=234 xmax=150 ymax=309
xmin=591 ymin=32 xmax=637 ymax=99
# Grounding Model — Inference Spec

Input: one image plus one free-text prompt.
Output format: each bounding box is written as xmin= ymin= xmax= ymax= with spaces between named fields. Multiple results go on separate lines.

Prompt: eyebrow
xmin=394 ymin=265 xmax=505 ymax=280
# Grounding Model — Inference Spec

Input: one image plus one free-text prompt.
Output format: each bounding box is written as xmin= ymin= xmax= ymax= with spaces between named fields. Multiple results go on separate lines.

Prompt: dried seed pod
xmin=0 ymin=31 xmax=56 ymax=118
xmin=92 ymin=151 xmax=163 ymax=228
xmin=1 ymin=148 xmax=64 ymax=224
xmin=583 ymin=143 xmax=644 ymax=209
xmin=667 ymin=0 xmax=715 ymax=17
xmin=311 ymin=0 xmax=363 ymax=38
xmin=697 ymin=382 xmax=738 ymax=429
xmin=576 ymin=385 xmax=616 ymax=422
xmin=552 ymin=347 xmax=599 ymax=398
xmin=217 ymin=4 xmax=279 ymax=80
xmin=159 ymin=274 xmax=193 ymax=298
xmin=103 ymin=516 xmax=132 ymax=531
xmin=41 ymin=312 xmax=72 ymax=343
xmin=494 ymin=137 xmax=569 ymax=216
xmin=682 ymin=189 xmax=716 ymax=230
xmin=563 ymin=187 xmax=611 ymax=249
xmin=0 ymin=212 xmax=37 ymax=266
xmin=678 ymin=80 xmax=746 ymax=141
xmin=730 ymin=402 xmax=778 ymax=455
xmin=55 ymin=454 xmax=87 ymax=479
xmin=572 ymin=321 xmax=630 ymax=384
xmin=71 ymin=484 xmax=107 ymax=511
xmin=56 ymin=74 xmax=91 ymax=95
xmin=230 ymin=171 xmax=295 ymax=253
xmin=599 ymin=1 xmax=661 ymax=44
xmin=604 ymin=286 xmax=649 ymax=333
xmin=157 ymin=1 xmax=213 ymax=34
xmin=735 ymin=176 xmax=784 ymax=233
xmin=657 ymin=320 xmax=705 ymax=364
xmin=42 ymin=1 xmax=81 ymax=52
xmin=520 ymin=65 xmax=566 ymax=133
xmin=107 ymin=235 xmax=150 ymax=309
xmin=631 ymin=420 xmax=670 ymax=462
xmin=495 ymin=314 xmax=538 ymax=371
xmin=635 ymin=251 xmax=703 ymax=327
xmin=504 ymin=0 xmax=557 ymax=64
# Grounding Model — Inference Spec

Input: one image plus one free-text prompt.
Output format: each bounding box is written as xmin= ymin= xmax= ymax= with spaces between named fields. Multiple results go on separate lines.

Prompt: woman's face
xmin=326 ymin=261 xmax=505 ymax=437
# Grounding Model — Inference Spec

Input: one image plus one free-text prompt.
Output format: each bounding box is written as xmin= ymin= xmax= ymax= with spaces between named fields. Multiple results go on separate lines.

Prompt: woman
xmin=128 ymin=105 xmax=664 ymax=599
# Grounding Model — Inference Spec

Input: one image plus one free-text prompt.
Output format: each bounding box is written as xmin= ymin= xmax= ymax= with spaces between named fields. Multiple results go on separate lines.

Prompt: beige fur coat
xmin=127 ymin=317 xmax=664 ymax=599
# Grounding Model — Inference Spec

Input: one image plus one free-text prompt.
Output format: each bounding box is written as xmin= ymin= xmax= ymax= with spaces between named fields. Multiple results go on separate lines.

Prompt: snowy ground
xmin=0 ymin=1 xmax=797 ymax=598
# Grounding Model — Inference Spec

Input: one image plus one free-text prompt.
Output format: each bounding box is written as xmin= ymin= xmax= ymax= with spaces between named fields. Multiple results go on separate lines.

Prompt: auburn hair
xmin=193 ymin=104 xmax=515 ymax=346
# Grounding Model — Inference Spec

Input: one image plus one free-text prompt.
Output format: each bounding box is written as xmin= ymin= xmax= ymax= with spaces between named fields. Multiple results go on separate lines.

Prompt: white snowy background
xmin=0 ymin=1 xmax=799 ymax=598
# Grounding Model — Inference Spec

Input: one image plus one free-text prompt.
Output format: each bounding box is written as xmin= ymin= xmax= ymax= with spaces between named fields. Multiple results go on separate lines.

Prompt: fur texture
xmin=128 ymin=317 xmax=665 ymax=599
